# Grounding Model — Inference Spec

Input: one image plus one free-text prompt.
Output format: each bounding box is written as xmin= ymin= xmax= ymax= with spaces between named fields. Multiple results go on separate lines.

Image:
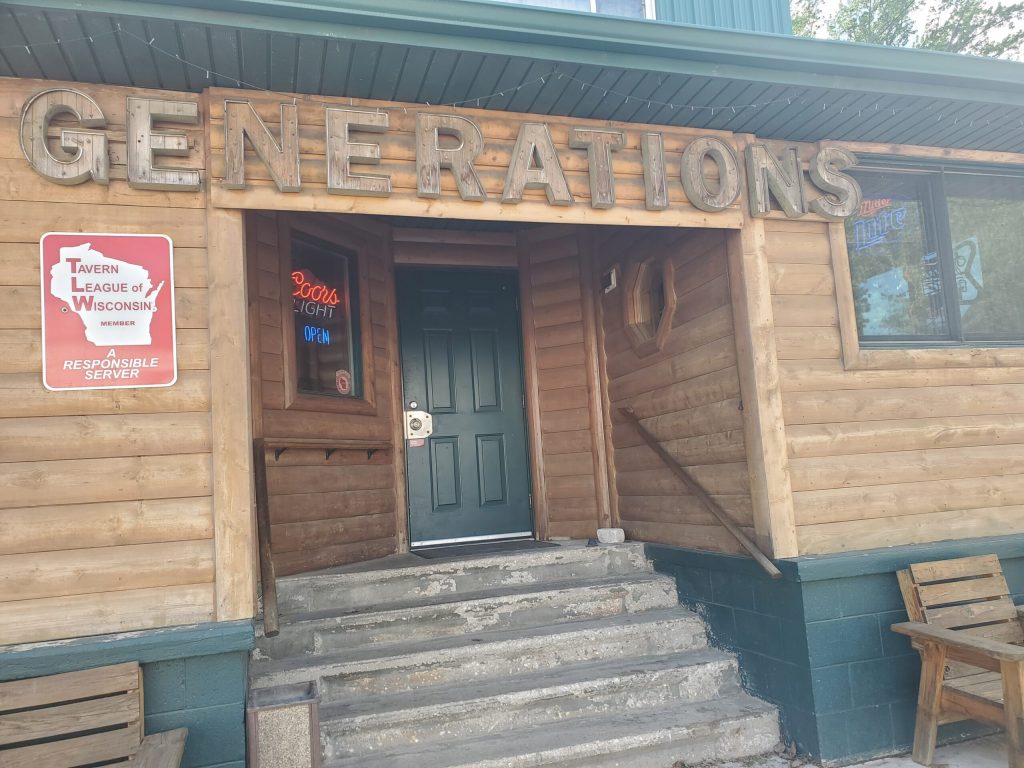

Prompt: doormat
xmin=413 ymin=539 xmax=559 ymax=560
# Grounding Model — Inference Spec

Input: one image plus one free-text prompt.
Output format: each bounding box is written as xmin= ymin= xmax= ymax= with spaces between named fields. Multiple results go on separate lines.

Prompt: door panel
xmin=397 ymin=268 xmax=533 ymax=545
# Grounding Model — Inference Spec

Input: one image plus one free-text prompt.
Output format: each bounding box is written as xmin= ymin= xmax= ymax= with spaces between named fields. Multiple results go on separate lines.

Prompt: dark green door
xmin=397 ymin=268 xmax=533 ymax=546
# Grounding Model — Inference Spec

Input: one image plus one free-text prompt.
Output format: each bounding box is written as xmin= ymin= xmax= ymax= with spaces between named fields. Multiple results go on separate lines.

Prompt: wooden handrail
xmin=252 ymin=438 xmax=280 ymax=637
xmin=251 ymin=436 xmax=393 ymax=637
xmin=619 ymin=408 xmax=782 ymax=580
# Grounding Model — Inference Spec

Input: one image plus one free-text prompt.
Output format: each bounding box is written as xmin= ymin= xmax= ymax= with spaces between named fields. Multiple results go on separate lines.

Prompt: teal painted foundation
xmin=647 ymin=536 xmax=1024 ymax=766
xmin=0 ymin=621 xmax=254 ymax=768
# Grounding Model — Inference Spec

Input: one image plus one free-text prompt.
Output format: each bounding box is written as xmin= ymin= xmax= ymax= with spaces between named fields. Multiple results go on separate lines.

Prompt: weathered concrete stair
xmin=250 ymin=542 xmax=779 ymax=767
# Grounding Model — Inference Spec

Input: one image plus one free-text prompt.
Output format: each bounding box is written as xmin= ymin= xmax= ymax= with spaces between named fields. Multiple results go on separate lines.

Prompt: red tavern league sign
xmin=40 ymin=233 xmax=176 ymax=390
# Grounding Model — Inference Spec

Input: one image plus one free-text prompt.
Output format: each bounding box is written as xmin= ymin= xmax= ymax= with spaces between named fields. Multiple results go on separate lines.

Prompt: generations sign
xmin=40 ymin=233 xmax=177 ymax=390
xmin=19 ymin=88 xmax=862 ymax=221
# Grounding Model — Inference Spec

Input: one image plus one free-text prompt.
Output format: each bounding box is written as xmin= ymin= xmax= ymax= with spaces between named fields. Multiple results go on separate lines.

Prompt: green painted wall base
xmin=647 ymin=536 xmax=1024 ymax=766
xmin=0 ymin=621 xmax=254 ymax=768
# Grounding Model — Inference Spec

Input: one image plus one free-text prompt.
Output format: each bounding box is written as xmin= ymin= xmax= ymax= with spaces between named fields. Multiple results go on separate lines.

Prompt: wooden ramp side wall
xmin=247 ymin=212 xmax=399 ymax=576
xmin=0 ymin=79 xmax=217 ymax=645
xmin=598 ymin=227 xmax=755 ymax=552
xmin=522 ymin=227 xmax=607 ymax=540
xmin=766 ymin=219 xmax=1024 ymax=555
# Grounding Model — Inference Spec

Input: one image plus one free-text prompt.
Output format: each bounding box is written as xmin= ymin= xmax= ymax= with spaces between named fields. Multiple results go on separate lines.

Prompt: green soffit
xmin=2 ymin=0 xmax=1024 ymax=151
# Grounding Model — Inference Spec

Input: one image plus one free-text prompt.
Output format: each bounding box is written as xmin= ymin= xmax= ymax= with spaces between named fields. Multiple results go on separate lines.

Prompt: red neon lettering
xmin=859 ymin=197 xmax=892 ymax=217
xmin=291 ymin=270 xmax=339 ymax=306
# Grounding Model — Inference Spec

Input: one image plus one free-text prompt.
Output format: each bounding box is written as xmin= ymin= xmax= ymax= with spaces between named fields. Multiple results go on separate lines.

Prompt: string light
xmin=1 ymin=24 xmax=1020 ymax=138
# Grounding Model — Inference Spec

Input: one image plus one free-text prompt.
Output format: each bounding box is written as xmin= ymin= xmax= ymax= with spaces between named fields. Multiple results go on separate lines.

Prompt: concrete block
xmin=806 ymin=615 xmax=883 ymax=667
xmin=186 ymin=652 xmax=247 ymax=708
xmin=146 ymin=703 xmax=247 ymax=768
xmin=810 ymin=664 xmax=852 ymax=714
xmin=849 ymin=656 xmax=920 ymax=707
xmin=596 ymin=527 xmax=625 ymax=544
xmin=143 ymin=659 xmax=186 ymax=714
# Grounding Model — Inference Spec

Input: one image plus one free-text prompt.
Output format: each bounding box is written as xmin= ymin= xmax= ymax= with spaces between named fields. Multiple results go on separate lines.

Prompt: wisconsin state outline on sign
xmin=49 ymin=242 xmax=165 ymax=346
xmin=40 ymin=232 xmax=177 ymax=391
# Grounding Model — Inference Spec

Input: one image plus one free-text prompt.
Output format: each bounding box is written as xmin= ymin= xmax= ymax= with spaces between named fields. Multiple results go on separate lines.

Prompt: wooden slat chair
xmin=0 ymin=661 xmax=187 ymax=768
xmin=893 ymin=554 xmax=1024 ymax=768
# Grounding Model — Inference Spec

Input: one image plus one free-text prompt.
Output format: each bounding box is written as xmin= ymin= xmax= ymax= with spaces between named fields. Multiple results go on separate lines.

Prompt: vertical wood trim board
xmin=207 ymin=206 xmax=257 ymax=620
xmin=385 ymin=234 xmax=410 ymax=553
xmin=518 ymin=232 xmax=550 ymax=541
xmin=577 ymin=229 xmax=614 ymax=530
xmin=726 ymin=221 xmax=799 ymax=559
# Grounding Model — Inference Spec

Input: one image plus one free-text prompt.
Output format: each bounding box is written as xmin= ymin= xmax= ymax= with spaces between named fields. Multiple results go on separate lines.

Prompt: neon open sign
xmin=303 ymin=324 xmax=331 ymax=345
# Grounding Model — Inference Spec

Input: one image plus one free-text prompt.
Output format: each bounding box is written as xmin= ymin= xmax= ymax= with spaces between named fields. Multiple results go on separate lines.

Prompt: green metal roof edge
xmin=9 ymin=0 xmax=1024 ymax=106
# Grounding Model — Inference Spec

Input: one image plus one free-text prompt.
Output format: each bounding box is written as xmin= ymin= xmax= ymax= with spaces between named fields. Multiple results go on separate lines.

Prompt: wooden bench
xmin=892 ymin=554 xmax=1024 ymax=768
xmin=0 ymin=661 xmax=187 ymax=767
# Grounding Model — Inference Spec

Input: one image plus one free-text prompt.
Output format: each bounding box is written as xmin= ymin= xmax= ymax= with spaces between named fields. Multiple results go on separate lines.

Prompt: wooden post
xmin=577 ymin=229 xmax=613 ymax=530
xmin=726 ymin=143 xmax=799 ymax=559
xmin=912 ymin=643 xmax=947 ymax=766
xmin=1004 ymin=659 xmax=1024 ymax=768
xmin=252 ymin=439 xmax=279 ymax=636
xmin=518 ymin=231 xmax=549 ymax=540
xmin=589 ymin=246 xmax=620 ymax=529
xmin=207 ymin=206 xmax=257 ymax=621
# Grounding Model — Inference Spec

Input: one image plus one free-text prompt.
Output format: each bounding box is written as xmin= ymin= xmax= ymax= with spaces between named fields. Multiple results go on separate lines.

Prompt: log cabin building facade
xmin=1 ymin=0 xmax=1023 ymax=765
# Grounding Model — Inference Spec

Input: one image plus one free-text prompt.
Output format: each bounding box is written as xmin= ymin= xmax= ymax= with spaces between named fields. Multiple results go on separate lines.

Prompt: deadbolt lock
xmin=404 ymin=410 xmax=433 ymax=440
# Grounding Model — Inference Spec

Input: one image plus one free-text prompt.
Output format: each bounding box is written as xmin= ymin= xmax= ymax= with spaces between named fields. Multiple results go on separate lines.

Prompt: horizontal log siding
xmin=766 ymin=219 xmax=1024 ymax=554
xmin=0 ymin=78 xmax=214 ymax=645
xmin=600 ymin=227 xmax=753 ymax=553
xmin=248 ymin=212 xmax=398 ymax=576
xmin=526 ymin=228 xmax=604 ymax=539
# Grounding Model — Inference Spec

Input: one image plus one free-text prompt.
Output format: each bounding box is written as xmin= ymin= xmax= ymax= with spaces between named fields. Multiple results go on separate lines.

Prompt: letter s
xmin=809 ymin=147 xmax=861 ymax=220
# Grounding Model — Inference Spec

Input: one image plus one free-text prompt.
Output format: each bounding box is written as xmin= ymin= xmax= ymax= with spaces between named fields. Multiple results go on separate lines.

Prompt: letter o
xmin=681 ymin=137 xmax=741 ymax=212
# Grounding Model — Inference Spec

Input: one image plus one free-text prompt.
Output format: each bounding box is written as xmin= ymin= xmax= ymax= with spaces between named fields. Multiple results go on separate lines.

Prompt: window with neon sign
xmin=845 ymin=166 xmax=1024 ymax=345
xmin=290 ymin=231 xmax=362 ymax=399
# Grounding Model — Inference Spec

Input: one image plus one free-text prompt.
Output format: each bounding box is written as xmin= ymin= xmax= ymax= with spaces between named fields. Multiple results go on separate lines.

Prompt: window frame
xmin=277 ymin=214 xmax=377 ymax=416
xmin=494 ymin=0 xmax=655 ymax=19
xmin=622 ymin=254 xmax=676 ymax=357
xmin=846 ymin=158 xmax=1024 ymax=350
xmin=829 ymin=156 xmax=1024 ymax=372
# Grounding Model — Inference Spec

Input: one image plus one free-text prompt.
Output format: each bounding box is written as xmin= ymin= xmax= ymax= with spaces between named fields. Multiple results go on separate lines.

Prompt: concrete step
xmin=250 ymin=607 xmax=707 ymax=699
xmin=322 ymin=648 xmax=741 ymax=759
xmin=325 ymin=692 xmax=779 ymax=768
xmin=257 ymin=574 xmax=678 ymax=660
xmin=274 ymin=542 xmax=653 ymax=616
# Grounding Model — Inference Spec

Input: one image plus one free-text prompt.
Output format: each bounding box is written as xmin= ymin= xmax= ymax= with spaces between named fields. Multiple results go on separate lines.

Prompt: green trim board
xmin=0 ymin=621 xmax=253 ymax=768
xmin=646 ymin=538 xmax=1024 ymax=765
xmin=0 ymin=620 xmax=255 ymax=681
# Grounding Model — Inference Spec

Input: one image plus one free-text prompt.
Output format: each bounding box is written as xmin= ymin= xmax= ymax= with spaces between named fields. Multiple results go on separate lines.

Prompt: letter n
xmin=223 ymin=100 xmax=301 ymax=192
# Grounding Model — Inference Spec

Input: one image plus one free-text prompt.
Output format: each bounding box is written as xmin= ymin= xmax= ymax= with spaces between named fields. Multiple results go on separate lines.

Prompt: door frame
xmin=393 ymin=258 xmax=537 ymax=549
